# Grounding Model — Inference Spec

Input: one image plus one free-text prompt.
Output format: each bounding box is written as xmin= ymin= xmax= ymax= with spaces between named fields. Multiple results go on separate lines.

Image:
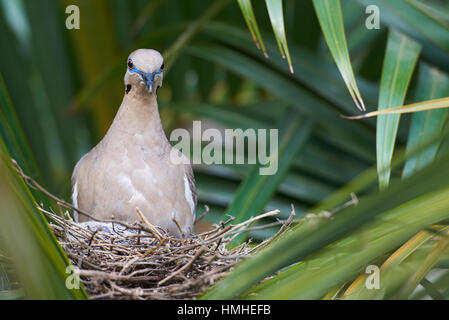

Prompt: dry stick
xmin=139 ymin=238 xmax=166 ymax=258
xmin=213 ymin=221 xmax=227 ymax=252
xmin=89 ymin=291 xmax=115 ymax=300
xmin=330 ymin=192 xmax=359 ymax=214
xmin=39 ymin=207 xmax=91 ymax=242
xmin=158 ymin=247 xmax=207 ymax=286
xmin=200 ymin=215 xmax=234 ymax=235
xmin=87 ymin=228 xmax=101 ymax=256
xmin=108 ymin=280 xmax=144 ymax=298
xmin=195 ymin=205 xmax=210 ymax=224
xmin=135 ymin=207 xmax=164 ymax=241
xmin=229 ymin=210 xmax=280 ymax=242
xmin=172 ymin=218 xmax=186 ymax=238
xmin=205 ymin=225 xmax=232 ymax=242
xmin=276 ymin=205 xmax=296 ymax=236
xmin=230 ymin=219 xmax=298 ymax=234
xmin=251 ymin=205 xmax=296 ymax=252
xmin=65 ymin=252 xmax=104 ymax=271
xmin=231 ymin=209 xmax=280 ymax=231
xmin=201 ymin=216 xmax=235 ymax=239
xmin=79 ymin=269 xmax=160 ymax=282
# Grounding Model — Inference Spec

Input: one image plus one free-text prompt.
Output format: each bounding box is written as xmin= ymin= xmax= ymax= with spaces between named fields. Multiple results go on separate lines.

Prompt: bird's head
xmin=124 ymin=49 xmax=164 ymax=95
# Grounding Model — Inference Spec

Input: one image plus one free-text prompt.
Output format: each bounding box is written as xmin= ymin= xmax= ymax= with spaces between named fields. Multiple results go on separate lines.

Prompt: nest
xmin=13 ymin=160 xmax=294 ymax=300
xmin=43 ymin=207 xmax=283 ymax=300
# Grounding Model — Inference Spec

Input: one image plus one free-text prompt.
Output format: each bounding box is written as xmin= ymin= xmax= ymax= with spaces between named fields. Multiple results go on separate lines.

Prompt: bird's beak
xmin=141 ymin=72 xmax=156 ymax=94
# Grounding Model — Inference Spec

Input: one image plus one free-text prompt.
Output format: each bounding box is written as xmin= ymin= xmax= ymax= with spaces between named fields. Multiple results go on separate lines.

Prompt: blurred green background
xmin=1 ymin=0 xmax=449 ymax=299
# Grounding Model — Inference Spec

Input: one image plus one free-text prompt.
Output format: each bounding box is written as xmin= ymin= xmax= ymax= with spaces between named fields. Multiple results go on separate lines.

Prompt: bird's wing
xmin=71 ymin=153 xmax=91 ymax=222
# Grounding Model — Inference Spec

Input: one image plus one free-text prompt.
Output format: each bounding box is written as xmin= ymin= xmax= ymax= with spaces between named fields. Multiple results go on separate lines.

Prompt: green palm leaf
xmin=313 ymin=0 xmax=365 ymax=111
xmin=376 ymin=29 xmax=421 ymax=190
xmin=265 ymin=0 xmax=293 ymax=73
xmin=403 ymin=63 xmax=449 ymax=178
xmin=237 ymin=0 xmax=268 ymax=57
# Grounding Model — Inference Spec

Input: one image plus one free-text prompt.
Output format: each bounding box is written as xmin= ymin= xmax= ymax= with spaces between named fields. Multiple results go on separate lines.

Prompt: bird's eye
xmin=127 ymin=59 xmax=134 ymax=70
xmin=160 ymin=63 xmax=165 ymax=71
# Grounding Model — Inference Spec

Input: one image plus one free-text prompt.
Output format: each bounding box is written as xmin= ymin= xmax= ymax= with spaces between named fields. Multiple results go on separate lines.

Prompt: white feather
xmin=184 ymin=174 xmax=195 ymax=216
xmin=72 ymin=183 xmax=79 ymax=222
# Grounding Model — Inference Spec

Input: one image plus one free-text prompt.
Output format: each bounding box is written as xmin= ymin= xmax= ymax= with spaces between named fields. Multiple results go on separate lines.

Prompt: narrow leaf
xmin=376 ymin=30 xmax=421 ymax=190
xmin=313 ymin=0 xmax=366 ymax=111
xmin=403 ymin=64 xmax=449 ymax=178
xmin=397 ymin=228 xmax=449 ymax=299
xmin=237 ymin=0 xmax=268 ymax=57
xmin=344 ymin=96 xmax=449 ymax=119
xmin=265 ymin=0 xmax=293 ymax=73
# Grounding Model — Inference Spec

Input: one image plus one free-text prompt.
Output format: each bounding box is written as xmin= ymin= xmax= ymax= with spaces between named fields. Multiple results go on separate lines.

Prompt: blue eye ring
xmin=127 ymin=58 xmax=136 ymax=72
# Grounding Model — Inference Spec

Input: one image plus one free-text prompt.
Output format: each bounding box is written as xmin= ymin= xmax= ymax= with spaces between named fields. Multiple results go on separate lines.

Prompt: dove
xmin=71 ymin=49 xmax=196 ymax=238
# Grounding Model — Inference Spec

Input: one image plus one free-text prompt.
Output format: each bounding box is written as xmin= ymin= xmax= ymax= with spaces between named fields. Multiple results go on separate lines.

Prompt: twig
xmin=276 ymin=205 xmax=296 ymax=236
xmin=136 ymin=207 xmax=164 ymax=241
xmin=87 ymin=228 xmax=101 ymax=256
xmin=251 ymin=205 xmax=296 ymax=252
xmin=158 ymin=247 xmax=207 ymax=286
xmin=195 ymin=205 xmax=210 ymax=224
xmin=172 ymin=218 xmax=186 ymax=238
